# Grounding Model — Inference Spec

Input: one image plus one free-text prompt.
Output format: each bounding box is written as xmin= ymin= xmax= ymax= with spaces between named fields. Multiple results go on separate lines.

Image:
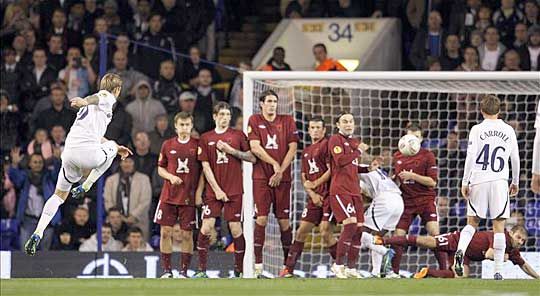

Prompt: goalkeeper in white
xmin=24 ymin=74 xmax=132 ymax=256
xmin=532 ymin=101 xmax=540 ymax=194
xmin=454 ymin=95 xmax=520 ymax=280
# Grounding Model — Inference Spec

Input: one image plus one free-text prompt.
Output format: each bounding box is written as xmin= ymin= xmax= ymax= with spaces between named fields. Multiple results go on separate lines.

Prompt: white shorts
xmin=467 ymin=180 xmax=510 ymax=219
xmin=56 ymin=141 xmax=118 ymax=191
xmin=363 ymin=192 xmax=404 ymax=232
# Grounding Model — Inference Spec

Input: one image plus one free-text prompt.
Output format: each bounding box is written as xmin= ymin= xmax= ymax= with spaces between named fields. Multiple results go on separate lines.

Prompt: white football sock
xmin=457 ymin=224 xmax=476 ymax=253
xmin=34 ymin=194 xmax=64 ymax=237
xmin=493 ymin=232 xmax=506 ymax=274
xmin=82 ymin=169 xmax=101 ymax=192
xmin=361 ymin=232 xmax=388 ymax=255
xmin=371 ymin=249 xmax=383 ymax=276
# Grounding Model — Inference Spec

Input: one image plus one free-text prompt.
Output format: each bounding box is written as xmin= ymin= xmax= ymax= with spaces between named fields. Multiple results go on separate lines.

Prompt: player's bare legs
xmin=195 ymin=218 xmax=216 ymax=278
xmin=320 ymin=221 xmax=337 ymax=258
xmin=282 ymin=221 xmax=315 ymax=277
xmin=228 ymin=221 xmax=245 ymax=277
xmin=492 ymin=218 xmax=506 ymax=280
xmin=253 ymin=215 xmax=268 ymax=276
xmin=344 ymin=222 xmax=364 ymax=278
xmin=180 ymin=228 xmax=194 ymax=277
xmin=160 ymin=226 xmax=174 ymax=278
xmin=454 ymin=215 xmax=480 ymax=277
xmin=389 ymin=228 xmax=407 ymax=276
xmin=426 ymin=221 xmax=447 ymax=270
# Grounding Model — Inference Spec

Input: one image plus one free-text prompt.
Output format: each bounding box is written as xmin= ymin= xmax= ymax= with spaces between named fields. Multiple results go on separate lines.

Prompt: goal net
xmin=241 ymin=72 xmax=540 ymax=278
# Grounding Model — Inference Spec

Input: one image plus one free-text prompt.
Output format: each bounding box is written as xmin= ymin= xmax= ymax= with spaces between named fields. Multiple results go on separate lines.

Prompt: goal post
xmin=242 ymin=71 xmax=540 ymax=279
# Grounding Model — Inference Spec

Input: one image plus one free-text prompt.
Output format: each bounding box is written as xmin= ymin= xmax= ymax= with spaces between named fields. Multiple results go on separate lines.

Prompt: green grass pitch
xmin=1 ymin=279 xmax=539 ymax=296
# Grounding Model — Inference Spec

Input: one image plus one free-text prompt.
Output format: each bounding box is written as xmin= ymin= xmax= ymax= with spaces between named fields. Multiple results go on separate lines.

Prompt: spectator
xmin=130 ymin=0 xmax=152 ymax=40
xmin=152 ymin=0 xmax=183 ymax=47
xmin=64 ymin=207 xmax=94 ymax=249
xmin=440 ymin=34 xmax=463 ymax=70
xmin=194 ymin=68 xmax=222 ymax=133
xmin=31 ymin=82 xmax=69 ymax=128
xmin=82 ymin=34 xmax=99 ymax=75
xmin=177 ymin=0 xmax=215 ymax=48
xmin=176 ymin=91 xmax=206 ymax=135
xmin=104 ymin=99 xmax=133 ymax=146
xmin=20 ymin=48 xmax=57 ymax=113
xmin=82 ymin=0 xmax=104 ymax=36
xmin=1 ymin=3 xmax=31 ymax=41
xmin=67 ymin=2 xmax=87 ymax=39
xmin=492 ymin=0 xmax=524 ymax=47
xmin=122 ymin=226 xmax=153 ymax=251
xmin=500 ymin=49 xmax=522 ymax=70
xmin=34 ymin=85 xmax=76 ymax=133
xmin=228 ymin=61 xmax=251 ymax=109
xmin=12 ymin=35 xmax=32 ymax=70
xmin=1 ymin=48 xmax=22 ymax=103
xmin=27 ymin=129 xmax=53 ymax=161
xmin=104 ymin=157 xmax=152 ymax=240
xmin=469 ymin=29 xmax=483 ymax=48
xmin=107 ymin=51 xmax=149 ymax=100
xmin=523 ymin=0 xmax=539 ymax=26
xmin=513 ymin=23 xmax=530 ymax=49
xmin=112 ymin=32 xmax=138 ymax=73
xmin=79 ymin=223 xmax=123 ymax=251
xmin=8 ymin=149 xmax=60 ymax=250
xmin=134 ymin=13 xmax=176 ymax=80
xmin=456 ymin=46 xmax=482 ymax=71
xmin=479 ymin=26 xmax=507 ymax=71
xmin=58 ymin=47 xmax=97 ymax=99
xmin=475 ymin=5 xmax=493 ymax=33
xmin=22 ymin=29 xmax=38 ymax=58
xmin=48 ymin=8 xmax=81 ymax=49
xmin=517 ymin=24 xmax=540 ymax=70
xmin=260 ymin=47 xmax=292 ymax=71
xmin=153 ymin=60 xmax=182 ymax=114
xmin=0 ymin=91 xmax=23 ymax=156
xmin=131 ymin=131 xmax=158 ymax=178
xmin=181 ymin=46 xmax=220 ymax=88
xmin=449 ymin=0 xmax=482 ymax=42
xmin=126 ymin=80 xmax=167 ymax=136
xmin=148 ymin=114 xmax=174 ymax=155
xmin=102 ymin=0 xmax=125 ymax=35
xmin=50 ymin=227 xmax=76 ymax=250
xmin=410 ymin=10 xmax=446 ymax=70
xmin=106 ymin=207 xmax=129 ymax=243
xmin=285 ymin=0 xmax=324 ymax=18
xmin=93 ymin=17 xmax=109 ymax=36
xmin=50 ymin=125 xmax=66 ymax=152
xmin=312 ymin=43 xmax=347 ymax=71
xmin=232 ymin=112 xmax=243 ymax=131
xmin=46 ymin=34 xmax=67 ymax=74
xmin=427 ymin=57 xmax=442 ymax=71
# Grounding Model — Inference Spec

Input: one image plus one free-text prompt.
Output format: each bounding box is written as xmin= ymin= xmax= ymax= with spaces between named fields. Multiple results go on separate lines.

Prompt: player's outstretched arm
xmin=520 ymin=262 xmax=540 ymax=279
xmin=201 ymin=161 xmax=227 ymax=201
xmin=280 ymin=142 xmax=298 ymax=173
xmin=157 ymin=166 xmax=182 ymax=185
xmin=195 ymin=173 xmax=205 ymax=206
xmin=304 ymin=167 xmax=331 ymax=190
xmin=509 ymin=130 xmax=520 ymax=196
xmin=216 ymin=140 xmax=256 ymax=163
xmin=461 ymin=127 xmax=478 ymax=198
xmin=301 ymin=173 xmax=322 ymax=207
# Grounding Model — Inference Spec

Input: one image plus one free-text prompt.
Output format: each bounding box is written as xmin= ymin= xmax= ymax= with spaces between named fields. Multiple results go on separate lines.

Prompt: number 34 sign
xmin=302 ymin=21 xmax=376 ymax=42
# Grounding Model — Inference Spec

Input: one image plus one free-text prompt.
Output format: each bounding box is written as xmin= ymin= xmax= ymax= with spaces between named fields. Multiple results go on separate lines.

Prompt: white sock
xmin=457 ymin=224 xmax=476 ymax=253
xmin=493 ymin=232 xmax=506 ymax=274
xmin=371 ymin=249 xmax=383 ymax=276
xmin=361 ymin=232 xmax=388 ymax=255
xmin=34 ymin=194 xmax=64 ymax=237
xmin=82 ymin=169 xmax=101 ymax=192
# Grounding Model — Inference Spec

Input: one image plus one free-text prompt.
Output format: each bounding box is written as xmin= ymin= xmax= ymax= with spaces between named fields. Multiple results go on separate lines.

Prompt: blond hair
xmin=99 ymin=73 xmax=122 ymax=93
xmin=480 ymin=95 xmax=501 ymax=115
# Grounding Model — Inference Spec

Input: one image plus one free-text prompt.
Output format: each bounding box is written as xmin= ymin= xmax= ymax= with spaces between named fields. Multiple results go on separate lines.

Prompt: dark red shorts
xmin=329 ymin=194 xmax=364 ymax=223
xmin=396 ymin=199 xmax=438 ymax=230
xmin=253 ymin=180 xmax=291 ymax=219
xmin=301 ymin=197 xmax=333 ymax=225
xmin=202 ymin=195 xmax=242 ymax=222
xmin=153 ymin=200 xmax=196 ymax=230
xmin=434 ymin=232 xmax=469 ymax=266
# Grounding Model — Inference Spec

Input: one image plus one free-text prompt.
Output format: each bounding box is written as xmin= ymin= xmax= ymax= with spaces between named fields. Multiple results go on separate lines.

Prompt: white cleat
xmin=331 ymin=263 xmax=347 ymax=279
xmin=345 ymin=268 xmax=363 ymax=279
xmin=384 ymin=270 xmax=401 ymax=279
xmin=254 ymin=263 xmax=263 ymax=279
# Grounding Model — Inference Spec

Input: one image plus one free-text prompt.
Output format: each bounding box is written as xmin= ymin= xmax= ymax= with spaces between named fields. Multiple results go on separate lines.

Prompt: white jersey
xmin=65 ymin=90 xmax=116 ymax=149
xmin=462 ymin=119 xmax=520 ymax=186
xmin=360 ymin=169 xmax=401 ymax=199
xmin=533 ymin=102 xmax=540 ymax=174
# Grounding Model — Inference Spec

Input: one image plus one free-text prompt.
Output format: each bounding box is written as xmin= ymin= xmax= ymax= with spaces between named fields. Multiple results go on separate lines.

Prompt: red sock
xmin=328 ymin=243 xmax=337 ymax=260
xmin=254 ymin=223 xmax=266 ymax=264
xmin=180 ymin=252 xmax=192 ymax=276
xmin=336 ymin=223 xmax=356 ymax=265
xmin=427 ymin=268 xmax=455 ymax=278
xmin=280 ymin=227 xmax=293 ymax=265
xmin=435 ymin=251 xmax=449 ymax=270
xmin=285 ymin=240 xmax=304 ymax=271
xmin=347 ymin=229 xmax=362 ymax=269
xmin=161 ymin=252 xmax=172 ymax=272
xmin=233 ymin=234 xmax=245 ymax=273
xmin=197 ymin=233 xmax=210 ymax=271
xmin=391 ymin=245 xmax=403 ymax=274
xmin=384 ymin=235 xmax=416 ymax=246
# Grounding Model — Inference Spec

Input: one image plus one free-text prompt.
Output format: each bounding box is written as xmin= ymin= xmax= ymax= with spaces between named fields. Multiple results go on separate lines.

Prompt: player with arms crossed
xmin=378 ymin=225 xmax=539 ymax=279
xmin=248 ymin=89 xmax=299 ymax=278
xmin=280 ymin=117 xmax=337 ymax=278
xmin=532 ymin=100 xmax=540 ymax=194
xmin=193 ymin=102 xmax=256 ymax=278
xmin=328 ymin=112 xmax=369 ymax=279
xmin=155 ymin=112 xmax=204 ymax=278
xmin=360 ymin=157 xmax=404 ymax=277
xmin=24 ymin=74 xmax=132 ymax=255
xmin=391 ymin=124 xmax=445 ymax=277
xmin=454 ymin=95 xmax=520 ymax=280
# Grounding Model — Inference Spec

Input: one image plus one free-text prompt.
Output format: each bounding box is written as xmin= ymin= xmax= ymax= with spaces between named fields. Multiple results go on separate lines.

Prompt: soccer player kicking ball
xmin=247 ymin=90 xmax=299 ymax=278
xmin=378 ymin=225 xmax=539 ymax=279
xmin=390 ymin=124 xmax=443 ymax=278
xmin=455 ymin=95 xmax=520 ymax=280
xmin=280 ymin=117 xmax=337 ymax=278
xmin=328 ymin=113 xmax=369 ymax=279
xmin=24 ymin=74 xmax=132 ymax=255
xmin=193 ymin=102 xmax=256 ymax=278
xmin=154 ymin=112 xmax=204 ymax=278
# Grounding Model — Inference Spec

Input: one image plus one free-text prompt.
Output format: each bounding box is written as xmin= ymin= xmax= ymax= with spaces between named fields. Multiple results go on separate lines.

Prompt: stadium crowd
xmin=0 ymin=0 xmax=538 ymax=254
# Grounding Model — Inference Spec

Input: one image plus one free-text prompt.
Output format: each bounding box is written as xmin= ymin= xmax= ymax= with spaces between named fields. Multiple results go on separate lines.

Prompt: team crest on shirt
xmin=265 ymin=134 xmax=278 ymax=150
xmin=177 ymin=158 xmax=189 ymax=173
xmin=216 ymin=150 xmax=229 ymax=164
xmin=308 ymin=159 xmax=320 ymax=174
xmin=333 ymin=146 xmax=342 ymax=154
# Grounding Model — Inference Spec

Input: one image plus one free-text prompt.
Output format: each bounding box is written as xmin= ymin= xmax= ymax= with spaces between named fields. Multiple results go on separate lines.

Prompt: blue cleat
xmin=381 ymin=248 xmax=395 ymax=277
xmin=453 ymin=250 xmax=464 ymax=277
xmin=192 ymin=271 xmax=208 ymax=278
xmin=24 ymin=234 xmax=41 ymax=256
xmin=494 ymin=272 xmax=503 ymax=280
xmin=70 ymin=185 xmax=85 ymax=200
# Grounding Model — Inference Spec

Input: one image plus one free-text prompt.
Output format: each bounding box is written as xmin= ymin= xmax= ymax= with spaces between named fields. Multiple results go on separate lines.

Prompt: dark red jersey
xmin=158 ymin=137 xmax=201 ymax=206
xmin=393 ymin=148 xmax=438 ymax=206
xmin=247 ymin=114 xmax=299 ymax=182
xmin=328 ymin=133 xmax=364 ymax=197
xmin=301 ymin=138 xmax=330 ymax=197
xmin=198 ymin=128 xmax=250 ymax=197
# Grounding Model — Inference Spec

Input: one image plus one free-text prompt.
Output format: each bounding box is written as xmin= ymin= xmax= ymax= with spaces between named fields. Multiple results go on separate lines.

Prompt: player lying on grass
xmin=376 ymin=225 xmax=539 ymax=279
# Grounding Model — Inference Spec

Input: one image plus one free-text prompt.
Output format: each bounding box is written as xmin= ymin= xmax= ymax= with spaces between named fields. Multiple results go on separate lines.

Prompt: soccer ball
xmin=398 ymin=134 xmax=421 ymax=156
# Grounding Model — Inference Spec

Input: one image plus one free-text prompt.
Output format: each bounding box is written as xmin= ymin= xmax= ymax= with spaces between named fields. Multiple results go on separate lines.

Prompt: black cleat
xmin=160 ymin=271 xmax=173 ymax=278
xmin=70 ymin=185 xmax=85 ymax=200
xmin=453 ymin=250 xmax=464 ymax=277
xmin=494 ymin=273 xmax=503 ymax=280
xmin=24 ymin=234 xmax=41 ymax=256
